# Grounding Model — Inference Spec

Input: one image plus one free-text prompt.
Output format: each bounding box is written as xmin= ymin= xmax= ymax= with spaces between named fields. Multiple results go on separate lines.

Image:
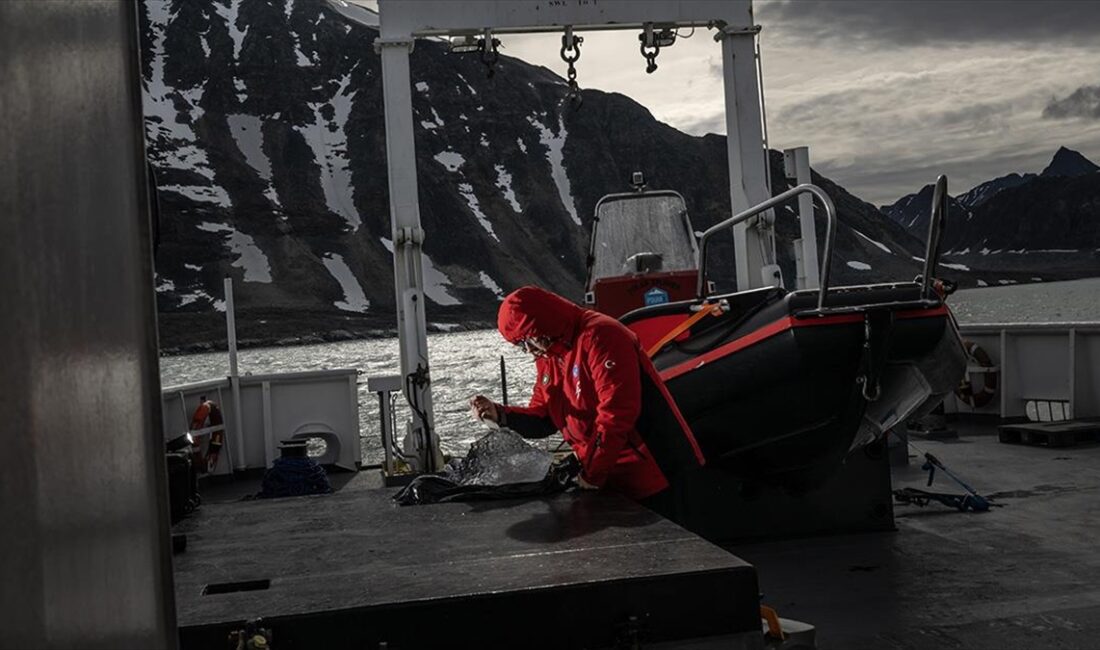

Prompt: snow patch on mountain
xmin=381 ymin=237 xmax=460 ymax=306
xmin=458 ymin=183 xmax=498 ymax=241
xmin=456 ymin=73 xmax=477 ymax=96
xmin=161 ymin=184 xmax=233 ymax=206
xmin=197 ymin=223 xmax=273 ymax=283
xmin=228 ymin=114 xmax=271 ymax=179
xmin=847 ymin=261 xmax=872 ymax=271
xmin=212 ymin=1 xmax=246 ymax=60
xmin=494 ymin=164 xmax=521 ymax=213
xmin=420 ymin=255 xmax=461 ymax=306
xmin=434 ymin=150 xmax=465 ymax=172
xmin=298 ymin=72 xmax=359 ymax=229
xmin=227 ymin=113 xmax=281 ymax=206
xmin=853 ymin=229 xmax=891 ymax=254
xmin=323 ymin=0 xmax=378 ymax=28
xmin=480 ymin=271 xmax=504 ymax=299
xmin=321 ymin=253 xmax=370 ymax=311
xmin=177 ymin=287 xmax=220 ymax=310
xmin=420 ymin=106 xmax=444 ymax=130
xmin=527 ymin=113 xmax=579 ymax=225
xmin=143 ymin=0 xmax=230 ymax=207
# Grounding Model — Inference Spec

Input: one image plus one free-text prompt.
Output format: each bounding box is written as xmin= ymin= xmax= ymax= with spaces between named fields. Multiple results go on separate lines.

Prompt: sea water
xmin=160 ymin=328 xmax=540 ymax=463
xmin=160 ymin=278 xmax=1100 ymax=464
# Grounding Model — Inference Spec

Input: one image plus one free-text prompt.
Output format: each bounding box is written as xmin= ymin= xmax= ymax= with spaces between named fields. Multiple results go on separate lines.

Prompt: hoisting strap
xmin=646 ymin=302 xmax=724 ymax=358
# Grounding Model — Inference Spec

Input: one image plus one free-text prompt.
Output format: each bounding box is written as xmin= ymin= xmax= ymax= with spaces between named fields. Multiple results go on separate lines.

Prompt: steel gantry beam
xmin=376 ymin=0 xmax=773 ymax=471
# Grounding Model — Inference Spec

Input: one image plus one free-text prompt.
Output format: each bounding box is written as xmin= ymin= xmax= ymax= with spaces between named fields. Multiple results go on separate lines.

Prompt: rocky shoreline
xmin=157 ymin=308 xmax=496 ymax=356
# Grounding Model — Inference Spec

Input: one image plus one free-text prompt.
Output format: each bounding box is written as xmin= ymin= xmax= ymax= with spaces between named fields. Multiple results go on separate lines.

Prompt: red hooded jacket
xmin=497 ymin=286 xmax=704 ymax=500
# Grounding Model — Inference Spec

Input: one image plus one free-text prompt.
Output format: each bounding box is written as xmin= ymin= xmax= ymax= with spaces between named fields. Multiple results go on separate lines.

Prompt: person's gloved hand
xmin=468 ymin=395 xmax=499 ymax=424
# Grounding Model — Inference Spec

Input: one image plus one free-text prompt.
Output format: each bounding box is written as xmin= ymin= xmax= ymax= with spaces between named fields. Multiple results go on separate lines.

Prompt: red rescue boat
xmin=584 ymin=175 xmax=966 ymax=485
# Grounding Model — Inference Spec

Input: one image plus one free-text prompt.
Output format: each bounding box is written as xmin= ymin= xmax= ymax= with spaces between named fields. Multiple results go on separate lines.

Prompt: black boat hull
xmin=623 ymin=283 xmax=966 ymax=485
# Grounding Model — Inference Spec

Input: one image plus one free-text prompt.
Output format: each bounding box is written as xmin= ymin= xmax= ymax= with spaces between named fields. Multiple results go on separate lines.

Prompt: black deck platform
xmin=173 ymin=481 xmax=761 ymax=649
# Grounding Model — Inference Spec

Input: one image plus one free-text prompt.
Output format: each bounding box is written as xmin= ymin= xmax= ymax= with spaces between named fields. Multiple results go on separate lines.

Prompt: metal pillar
xmin=785 ymin=147 xmax=820 ymax=290
xmin=0 ymin=1 xmax=176 ymax=646
xmin=224 ymin=277 xmax=247 ymax=469
xmin=376 ymin=21 xmax=437 ymax=473
xmin=719 ymin=26 xmax=776 ymax=291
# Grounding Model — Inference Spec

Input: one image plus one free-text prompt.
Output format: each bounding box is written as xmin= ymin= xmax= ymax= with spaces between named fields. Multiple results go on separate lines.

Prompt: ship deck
xmin=736 ymin=420 xmax=1100 ymax=649
xmin=173 ymin=475 xmax=761 ymax=649
xmin=173 ymin=420 xmax=1100 ymax=648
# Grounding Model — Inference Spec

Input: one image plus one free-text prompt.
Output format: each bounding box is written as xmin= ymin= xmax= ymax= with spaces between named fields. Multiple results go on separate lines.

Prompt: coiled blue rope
xmin=258 ymin=456 xmax=333 ymax=498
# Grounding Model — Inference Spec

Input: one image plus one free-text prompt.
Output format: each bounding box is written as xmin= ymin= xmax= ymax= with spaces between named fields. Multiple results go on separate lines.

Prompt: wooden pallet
xmin=998 ymin=420 xmax=1100 ymax=448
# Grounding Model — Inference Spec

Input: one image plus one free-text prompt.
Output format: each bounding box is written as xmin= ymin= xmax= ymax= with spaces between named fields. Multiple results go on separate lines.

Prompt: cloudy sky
xmin=490 ymin=0 xmax=1100 ymax=205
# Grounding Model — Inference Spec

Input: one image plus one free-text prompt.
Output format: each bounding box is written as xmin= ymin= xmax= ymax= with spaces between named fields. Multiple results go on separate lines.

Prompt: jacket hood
xmin=497 ymin=286 xmax=585 ymax=345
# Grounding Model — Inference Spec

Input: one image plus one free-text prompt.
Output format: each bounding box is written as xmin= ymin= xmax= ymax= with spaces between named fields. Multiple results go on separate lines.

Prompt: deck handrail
xmin=697 ymin=183 xmax=837 ymax=310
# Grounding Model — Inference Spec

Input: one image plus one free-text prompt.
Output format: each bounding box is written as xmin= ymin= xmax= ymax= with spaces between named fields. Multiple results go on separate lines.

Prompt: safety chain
xmin=478 ymin=36 xmax=501 ymax=78
xmin=639 ymin=36 xmax=659 ymax=73
xmin=560 ymin=28 xmax=583 ymax=107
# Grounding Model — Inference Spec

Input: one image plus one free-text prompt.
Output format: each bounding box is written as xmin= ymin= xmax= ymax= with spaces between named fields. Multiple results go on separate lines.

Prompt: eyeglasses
xmin=515 ymin=337 xmax=548 ymax=355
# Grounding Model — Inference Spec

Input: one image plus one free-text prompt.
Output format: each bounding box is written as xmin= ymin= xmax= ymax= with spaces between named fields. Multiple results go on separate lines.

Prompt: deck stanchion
xmin=225 ymin=277 xmax=246 ymax=470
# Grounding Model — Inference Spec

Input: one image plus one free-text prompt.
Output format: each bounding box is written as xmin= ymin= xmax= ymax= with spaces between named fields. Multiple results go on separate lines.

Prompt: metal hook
xmin=478 ymin=29 xmax=500 ymax=78
xmin=639 ymin=23 xmax=660 ymax=73
xmin=856 ymin=375 xmax=882 ymax=402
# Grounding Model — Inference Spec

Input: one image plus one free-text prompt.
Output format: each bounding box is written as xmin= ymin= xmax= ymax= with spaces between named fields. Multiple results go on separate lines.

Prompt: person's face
xmin=517 ymin=336 xmax=552 ymax=358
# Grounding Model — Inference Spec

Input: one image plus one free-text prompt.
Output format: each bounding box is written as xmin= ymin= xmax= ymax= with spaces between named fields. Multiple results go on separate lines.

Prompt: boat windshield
xmin=590 ymin=193 xmax=697 ymax=282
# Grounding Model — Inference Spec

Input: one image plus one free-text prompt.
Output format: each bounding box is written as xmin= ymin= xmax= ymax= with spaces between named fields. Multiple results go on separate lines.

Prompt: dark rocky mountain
xmin=881 ymin=184 xmax=972 ymax=235
xmin=957 ymin=172 xmax=1035 ymax=209
xmin=943 ymin=172 xmax=1100 ymax=253
xmin=139 ymin=0 xmax=976 ymax=351
xmin=1041 ymin=146 xmax=1100 ymax=178
xmin=936 ymin=171 xmax=1100 ymax=287
xmin=881 ymin=147 xmax=1100 ymax=285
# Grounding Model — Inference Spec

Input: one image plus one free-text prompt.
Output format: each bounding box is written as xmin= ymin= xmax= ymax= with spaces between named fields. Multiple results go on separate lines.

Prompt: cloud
xmin=502 ymin=4 xmax=1100 ymax=204
xmin=757 ymin=0 xmax=1100 ymax=46
xmin=675 ymin=112 xmax=726 ymax=137
xmin=1043 ymin=85 xmax=1100 ymax=121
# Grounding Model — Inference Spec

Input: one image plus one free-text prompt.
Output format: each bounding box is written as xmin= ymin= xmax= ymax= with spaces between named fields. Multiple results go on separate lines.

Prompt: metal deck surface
xmin=173 ymin=480 xmax=760 ymax=649
xmin=735 ymin=421 xmax=1100 ymax=649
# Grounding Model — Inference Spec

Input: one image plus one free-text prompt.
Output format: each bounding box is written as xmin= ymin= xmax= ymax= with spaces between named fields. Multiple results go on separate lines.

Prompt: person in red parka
xmin=470 ymin=286 xmax=704 ymax=518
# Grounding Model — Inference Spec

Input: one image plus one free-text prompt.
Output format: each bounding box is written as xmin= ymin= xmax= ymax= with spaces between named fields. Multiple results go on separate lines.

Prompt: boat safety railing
xmin=920 ymin=175 xmax=949 ymax=300
xmin=697 ymin=183 xmax=837 ymax=311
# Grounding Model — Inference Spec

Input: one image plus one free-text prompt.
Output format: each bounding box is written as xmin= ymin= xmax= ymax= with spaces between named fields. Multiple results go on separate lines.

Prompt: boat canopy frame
xmin=584 ymin=189 xmax=699 ymax=293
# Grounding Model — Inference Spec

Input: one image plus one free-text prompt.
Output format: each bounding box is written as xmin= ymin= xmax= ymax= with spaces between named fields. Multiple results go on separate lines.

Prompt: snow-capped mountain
xmin=141 ymin=0 xmax=934 ymax=350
